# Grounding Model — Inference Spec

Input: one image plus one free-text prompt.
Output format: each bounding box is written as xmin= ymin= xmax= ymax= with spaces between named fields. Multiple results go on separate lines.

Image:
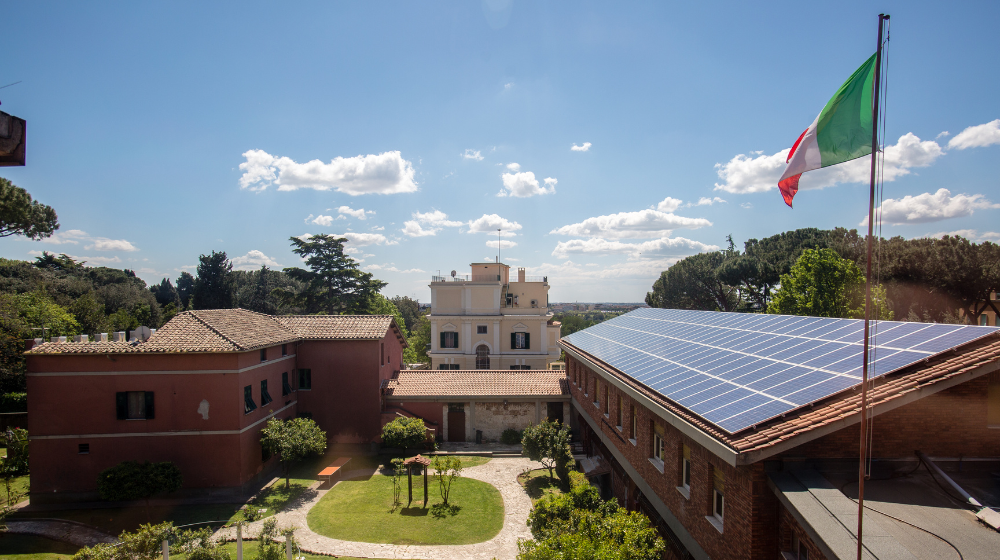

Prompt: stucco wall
xmin=472 ymin=401 xmax=536 ymax=441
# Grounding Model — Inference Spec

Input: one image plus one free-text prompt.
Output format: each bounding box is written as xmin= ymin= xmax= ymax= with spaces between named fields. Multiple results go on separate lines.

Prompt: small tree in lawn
xmin=390 ymin=457 xmax=405 ymax=511
xmin=521 ymin=420 xmax=572 ymax=480
xmin=97 ymin=462 xmax=183 ymax=521
xmin=380 ymin=416 xmax=427 ymax=455
xmin=260 ymin=417 xmax=327 ymax=489
xmin=431 ymin=456 xmax=463 ymax=505
xmin=0 ymin=427 xmax=29 ymax=527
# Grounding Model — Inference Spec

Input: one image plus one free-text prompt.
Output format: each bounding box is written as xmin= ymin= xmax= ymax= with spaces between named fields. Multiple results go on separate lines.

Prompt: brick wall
xmin=567 ymin=356 xmax=778 ymax=560
xmin=788 ymin=375 xmax=999 ymax=460
xmin=778 ymin=503 xmax=827 ymax=560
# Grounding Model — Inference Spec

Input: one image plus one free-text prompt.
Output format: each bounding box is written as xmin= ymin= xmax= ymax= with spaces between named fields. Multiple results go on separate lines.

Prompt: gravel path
xmin=217 ymin=457 xmax=541 ymax=560
xmin=5 ymin=518 xmax=117 ymax=547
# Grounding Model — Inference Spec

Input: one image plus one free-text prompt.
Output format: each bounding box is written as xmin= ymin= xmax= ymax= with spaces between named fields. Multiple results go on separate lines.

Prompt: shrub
xmin=96 ymin=461 xmax=182 ymax=520
xmin=0 ymin=392 xmax=26 ymax=413
xmin=74 ymin=522 xmax=174 ymax=560
xmin=500 ymin=428 xmax=522 ymax=445
xmin=521 ymin=421 xmax=572 ymax=479
xmin=381 ymin=416 xmax=427 ymax=453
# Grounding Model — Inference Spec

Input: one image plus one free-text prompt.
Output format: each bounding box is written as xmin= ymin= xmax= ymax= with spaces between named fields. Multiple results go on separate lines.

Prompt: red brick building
xmin=561 ymin=310 xmax=1000 ymax=560
xmin=25 ymin=309 xmax=406 ymax=503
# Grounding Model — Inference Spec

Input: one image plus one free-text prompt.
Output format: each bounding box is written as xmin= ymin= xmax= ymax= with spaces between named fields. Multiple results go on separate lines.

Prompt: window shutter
xmin=144 ymin=391 xmax=155 ymax=419
xmin=116 ymin=392 xmax=127 ymax=420
xmin=454 ymin=332 xmax=458 ymax=348
xmin=524 ymin=332 xmax=530 ymax=349
xmin=510 ymin=332 xmax=516 ymax=349
xmin=441 ymin=332 xmax=446 ymax=348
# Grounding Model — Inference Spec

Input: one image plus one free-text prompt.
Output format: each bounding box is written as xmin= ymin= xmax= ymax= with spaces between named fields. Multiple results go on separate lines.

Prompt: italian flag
xmin=779 ymin=53 xmax=878 ymax=207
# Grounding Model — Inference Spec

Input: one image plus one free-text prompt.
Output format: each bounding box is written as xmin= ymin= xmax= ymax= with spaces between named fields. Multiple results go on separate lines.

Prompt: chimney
xmin=150 ymin=328 xmax=156 ymax=337
xmin=51 ymin=336 xmax=67 ymax=343
xmin=73 ymin=334 xmax=89 ymax=343
xmin=94 ymin=333 xmax=108 ymax=342
xmin=518 ymin=267 xmax=526 ymax=282
xmin=112 ymin=331 xmax=126 ymax=342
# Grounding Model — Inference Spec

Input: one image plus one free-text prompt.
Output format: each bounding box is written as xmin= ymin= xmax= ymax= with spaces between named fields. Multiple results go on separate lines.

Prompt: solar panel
xmin=562 ymin=308 xmax=998 ymax=434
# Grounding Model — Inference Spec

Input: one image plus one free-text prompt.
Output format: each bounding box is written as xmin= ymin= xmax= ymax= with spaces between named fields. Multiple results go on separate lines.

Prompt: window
xmin=681 ymin=444 xmax=692 ymax=492
xmin=630 ymin=405 xmax=637 ymax=441
xmin=652 ymin=422 xmax=665 ymax=462
xmin=260 ymin=380 xmax=273 ymax=406
xmin=511 ymin=332 xmax=530 ymax=349
xmin=78 ymin=443 xmax=90 ymax=454
xmin=477 ymin=325 xmax=488 ymax=334
xmin=475 ymin=345 xmax=490 ymax=369
xmin=297 ymin=412 xmax=313 ymax=419
xmin=712 ymin=467 xmax=725 ymax=525
xmin=116 ymin=391 xmax=154 ymax=420
xmin=441 ymin=331 xmax=459 ymax=349
xmin=244 ymin=385 xmax=257 ymax=414
xmin=792 ymin=536 xmax=809 ymax=560
xmin=282 ymin=372 xmax=293 ymax=396
xmin=604 ymin=385 xmax=610 ymax=415
xmin=981 ymin=314 xmax=990 ymax=326
xmin=381 ymin=342 xmax=385 ymax=366
xmin=616 ymin=395 xmax=623 ymax=429
xmin=451 ymin=364 xmax=460 ymax=370
xmin=260 ymin=349 xmax=267 ymax=362
xmin=298 ymin=369 xmax=311 ymax=390
xmin=593 ymin=381 xmax=600 ymax=406
xmin=281 ymin=344 xmax=287 ymax=356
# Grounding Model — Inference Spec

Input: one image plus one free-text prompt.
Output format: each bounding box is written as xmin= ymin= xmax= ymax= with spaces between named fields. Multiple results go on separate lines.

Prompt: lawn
xmin=0 ymin=533 xmax=78 ymax=560
xmin=230 ymin=480 xmax=310 ymax=523
xmin=0 ymin=446 xmax=29 ymax=507
xmin=517 ymin=469 xmax=568 ymax=504
xmin=307 ymin=474 xmax=504 ymax=545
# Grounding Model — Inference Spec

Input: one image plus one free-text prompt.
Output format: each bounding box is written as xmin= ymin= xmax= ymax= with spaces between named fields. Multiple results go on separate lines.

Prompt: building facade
xmin=427 ymin=262 xmax=561 ymax=370
xmin=25 ymin=309 xmax=406 ymax=502
xmin=560 ymin=309 xmax=1000 ymax=560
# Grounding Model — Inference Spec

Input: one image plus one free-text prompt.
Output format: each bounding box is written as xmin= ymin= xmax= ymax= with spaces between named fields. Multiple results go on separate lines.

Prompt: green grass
xmin=230 ymin=481 xmax=309 ymax=523
xmin=307 ymin=474 xmax=504 ymax=545
xmin=1 ymin=475 xmax=29 ymax=506
xmin=0 ymin=533 xmax=78 ymax=560
xmin=518 ymin=469 xmax=568 ymax=504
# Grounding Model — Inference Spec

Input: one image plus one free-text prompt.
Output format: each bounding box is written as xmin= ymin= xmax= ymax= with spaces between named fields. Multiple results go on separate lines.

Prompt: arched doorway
xmin=475 ymin=344 xmax=490 ymax=369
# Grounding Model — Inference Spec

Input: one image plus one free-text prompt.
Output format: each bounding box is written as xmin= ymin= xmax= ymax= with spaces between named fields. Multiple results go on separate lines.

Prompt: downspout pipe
xmin=915 ymin=450 xmax=983 ymax=508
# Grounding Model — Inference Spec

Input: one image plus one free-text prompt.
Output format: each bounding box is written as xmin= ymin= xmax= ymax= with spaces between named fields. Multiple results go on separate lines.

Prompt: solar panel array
xmin=562 ymin=308 xmax=997 ymax=434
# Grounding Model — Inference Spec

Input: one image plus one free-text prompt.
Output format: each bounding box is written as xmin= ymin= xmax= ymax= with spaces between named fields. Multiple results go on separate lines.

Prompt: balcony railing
xmin=431 ymin=274 xmax=503 ymax=283
xmin=511 ymin=276 xmax=547 ymax=283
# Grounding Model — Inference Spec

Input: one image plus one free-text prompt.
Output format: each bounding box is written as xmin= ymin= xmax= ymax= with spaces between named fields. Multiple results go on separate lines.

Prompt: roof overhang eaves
xmin=385 ymin=393 xmax=570 ymax=401
xmin=560 ymin=340 xmax=740 ymax=467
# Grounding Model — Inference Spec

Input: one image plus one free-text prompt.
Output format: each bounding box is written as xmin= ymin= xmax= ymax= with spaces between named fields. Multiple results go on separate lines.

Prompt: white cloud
xmin=370 ymin=225 xmax=384 ymax=231
xmin=499 ymin=170 xmax=557 ymax=197
xmin=238 ymin=149 xmax=417 ymax=195
xmin=366 ymin=264 xmax=425 ymax=273
xmin=866 ymin=188 xmax=1000 ymax=225
xmin=936 ymin=131 xmax=950 ymax=139
xmin=401 ymin=210 xmax=463 ymax=237
xmin=506 ymin=162 xmax=521 ymax=171
xmin=948 ymin=119 xmax=1000 ymax=150
xmin=922 ymin=229 xmax=1000 ymax=242
xmin=571 ymin=142 xmax=592 ymax=152
xmin=504 ymin=82 xmax=513 ymax=90
xmin=655 ymin=197 xmax=683 ymax=212
xmin=537 ymin=259 xmax=691 ymax=283
xmin=401 ymin=221 xmax=438 ymax=237
xmin=231 ymin=250 xmax=281 ymax=271
xmin=338 ymin=232 xmax=390 ymax=246
xmin=40 ymin=229 xmax=137 ymax=252
xmin=691 ymin=197 xmax=726 ymax=207
xmin=552 ymin=237 xmax=718 ymax=260
xmin=487 ymin=240 xmax=518 ymax=250
xmin=311 ymin=215 xmax=335 ymax=226
xmin=551 ymin=209 xmax=711 ymax=239
xmin=337 ymin=206 xmax=372 ymax=220
xmin=462 ymin=149 xmax=484 ymax=161
xmin=714 ymin=133 xmax=944 ymax=194
xmin=740 ymin=202 xmax=753 ymax=209
xmin=467 ymin=214 xmax=522 ymax=236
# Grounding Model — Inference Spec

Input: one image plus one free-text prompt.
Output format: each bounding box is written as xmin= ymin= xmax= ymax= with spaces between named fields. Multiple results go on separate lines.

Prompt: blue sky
xmin=2 ymin=1 xmax=998 ymax=303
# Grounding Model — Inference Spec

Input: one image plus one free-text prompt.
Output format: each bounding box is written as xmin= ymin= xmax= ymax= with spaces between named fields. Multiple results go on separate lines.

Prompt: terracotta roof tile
xmin=26 ymin=309 xmax=402 ymax=355
xmin=384 ymin=369 xmax=569 ymax=398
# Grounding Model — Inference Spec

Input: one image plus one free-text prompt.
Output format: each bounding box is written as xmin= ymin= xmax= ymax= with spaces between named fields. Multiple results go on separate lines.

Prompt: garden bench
xmin=317 ymin=457 xmax=351 ymax=487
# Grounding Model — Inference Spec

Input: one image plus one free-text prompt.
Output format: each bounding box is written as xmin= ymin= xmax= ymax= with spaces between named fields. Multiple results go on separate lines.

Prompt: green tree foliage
xmin=646 ymin=250 xmax=740 ymax=312
xmin=390 ymin=457 xmax=405 ymax=510
xmin=768 ymin=248 xmax=866 ymax=318
xmin=231 ymin=266 xmax=291 ymax=315
xmin=521 ymin=420 xmax=573 ymax=479
xmin=280 ymin=234 xmax=387 ymax=314
xmin=73 ymin=522 xmax=175 ymax=560
xmin=192 ymin=251 xmax=233 ymax=310
xmin=380 ymin=416 xmax=427 ymax=453
xmin=431 ymin=455 xmax=463 ymax=505
xmin=96 ymin=461 xmax=183 ymax=519
xmin=150 ymin=278 xmax=181 ymax=308
xmin=254 ymin=518 xmax=293 ymax=560
xmin=1 ymin=427 xmax=29 ymax=521
xmin=527 ymin=483 xmax=613 ymax=539
xmin=390 ymin=296 xmax=421 ymax=332
xmin=0 ymin=177 xmax=59 ymax=240
xmin=4 ymin=291 xmax=80 ymax=337
xmin=405 ymin=313 xmax=431 ymax=365
xmin=171 ymin=526 xmax=231 ymax=560
xmin=260 ymin=416 xmax=327 ymax=489
xmin=176 ymin=271 xmax=195 ymax=309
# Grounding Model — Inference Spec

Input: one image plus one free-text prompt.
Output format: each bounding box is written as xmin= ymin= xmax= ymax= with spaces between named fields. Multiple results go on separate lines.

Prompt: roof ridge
xmin=188 ymin=310 xmax=243 ymax=350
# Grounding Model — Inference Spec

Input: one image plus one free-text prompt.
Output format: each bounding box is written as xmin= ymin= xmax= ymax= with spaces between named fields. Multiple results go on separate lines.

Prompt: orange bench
xmin=317 ymin=457 xmax=351 ymax=487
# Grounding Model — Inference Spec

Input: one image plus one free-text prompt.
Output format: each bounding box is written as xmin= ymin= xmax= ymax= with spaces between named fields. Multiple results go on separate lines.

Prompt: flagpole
xmin=857 ymin=12 xmax=888 ymax=560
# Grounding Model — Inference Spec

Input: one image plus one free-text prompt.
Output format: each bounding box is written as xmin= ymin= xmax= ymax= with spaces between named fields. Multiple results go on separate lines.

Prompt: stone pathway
xmin=217 ymin=457 xmax=541 ymax=560
xmin=5 ymin=518 xmax=117 ymax=547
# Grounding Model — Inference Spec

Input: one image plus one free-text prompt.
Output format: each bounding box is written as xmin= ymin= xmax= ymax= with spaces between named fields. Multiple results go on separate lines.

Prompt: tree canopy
xmin=280 ymin=234 xmax=387 ymax=314
xmin=260 ymin=416 xmax=327 ymax=489
xmin=767 ymin=248 xmax=865 ymax=318
xmin=192 ymin=251 xmax=233 ymax=310
xmin=0 ymin=177 xmax=59 ymax=240
xmin=521 ymin=420 xmax=573 ymax=480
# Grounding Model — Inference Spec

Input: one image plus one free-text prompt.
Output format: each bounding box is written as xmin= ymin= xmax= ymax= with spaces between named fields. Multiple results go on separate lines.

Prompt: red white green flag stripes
xmin=778 ymin=53 xmax=878 ymax=207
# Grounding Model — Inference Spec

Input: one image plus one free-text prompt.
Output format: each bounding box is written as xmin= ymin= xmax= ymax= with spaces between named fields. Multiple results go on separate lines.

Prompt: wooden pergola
xmin=403 ymin=454 xmax=431 ymax=505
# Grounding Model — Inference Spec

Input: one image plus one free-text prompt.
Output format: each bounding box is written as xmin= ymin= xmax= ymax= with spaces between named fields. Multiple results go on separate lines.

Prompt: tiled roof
xmin=276 ymin=315 xmax=397 ymax=341
xmin=384 ymin=369 xmax=570 ymax=398
xmin=26 ymin=309 xmax=403 ymax=355
xmin=562 ymin=332 xmax=1000 ymax=462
